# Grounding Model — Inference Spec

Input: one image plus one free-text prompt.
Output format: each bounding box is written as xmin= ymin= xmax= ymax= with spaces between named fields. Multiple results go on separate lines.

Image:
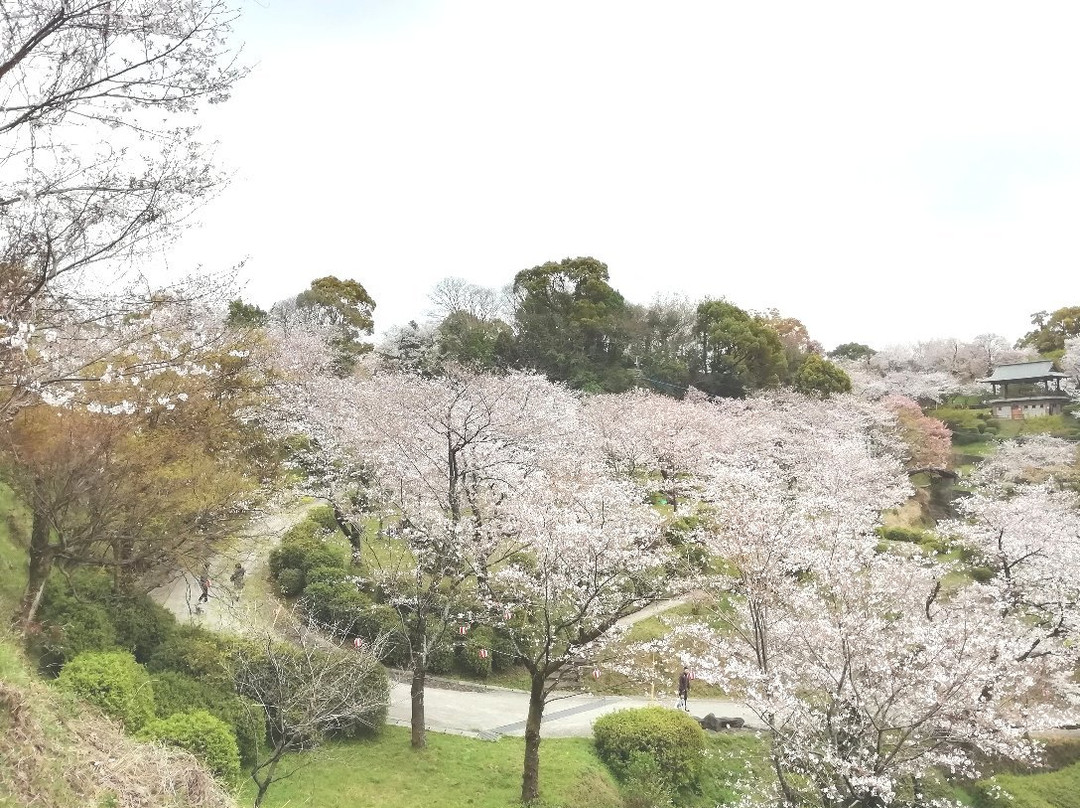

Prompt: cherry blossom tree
xmin=880 ymin=395 xmax=952 ymax=473
xmin=635 ymin=393 xmax=1072 ymax=807
xmin=276 ymin=361 xmax=589 ymax=749
xmin=940 ymin=482 xmax=1080 ymax=659
xmin=483 ymin=464 xmax=668 ymax=803
xmin=1 ymin=1 xmax=248 ymax=411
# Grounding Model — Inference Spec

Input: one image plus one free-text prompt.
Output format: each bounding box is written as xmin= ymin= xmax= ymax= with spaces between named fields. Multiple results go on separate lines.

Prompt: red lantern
xmin=592 ymin=668 xmax=601 ymax=680
xmin=689 ymin=669 xmax=695 ymax=680
xmin=352 ymin=637 xmax=364 ymax=650
xmin=478 ymin=648 xmax=489 ymax=659
xmin=458 ymin=625 xmax=468 ymax=635
xmin=503 ymin=609 xmax=512 ymax=621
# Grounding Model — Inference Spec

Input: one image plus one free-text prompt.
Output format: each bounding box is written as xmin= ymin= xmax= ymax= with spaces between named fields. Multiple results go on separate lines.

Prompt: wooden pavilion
xmin=977 ymin=360 xmax=1069 ymax=419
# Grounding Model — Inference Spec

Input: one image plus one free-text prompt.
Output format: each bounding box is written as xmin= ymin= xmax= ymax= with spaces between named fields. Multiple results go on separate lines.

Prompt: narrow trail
xmin=150 ymin=505 xmax=760 ymax=737
xmin=151 ymin=500 xmax=315 ymax=635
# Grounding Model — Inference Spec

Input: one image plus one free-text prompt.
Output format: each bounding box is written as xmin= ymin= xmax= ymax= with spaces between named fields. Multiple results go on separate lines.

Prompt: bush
xmin=146 ymin=625 xmax=234 ymax=687
xmin=138 ymin=710 xmax=241 ymax=783
xmin=460 ymin=626 xmax=493 ymax=679
xmin=308 ymin=505 xmax=341 ymax=533
xmin=593 ymin=706 xmax=706 ymax=793
xmin=306 ymin=565 xmax=352 ymax=587
xmin=150 ymin=670 xmax=264 ymax=765
xmin=876 ymin=526 xmax=928 ymax=544
xmin=32 ymin=569 xmax=177 ymax=670
xmin=426 ymin=643 xmax=456 ymax=675
xmin=276 ymin=567 xmax=305 ymax=597
xmin=352 ymin=604 xmax=410 ymax=668
xmin=110 ymin=595 xmax=177 ymax=663
xmin=56 ymin=650 xmax=155 ymax=730
xmin=32 ymin=597 xmax=117 ymax=672
xmin=305 ymin=581 xmax=372 ymax=630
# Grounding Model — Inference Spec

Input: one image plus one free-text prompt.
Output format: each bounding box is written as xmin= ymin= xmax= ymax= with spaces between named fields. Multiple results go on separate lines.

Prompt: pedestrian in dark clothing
xmin=677 ymin=667 xmax=691 ymax=712
xmin=229 ymin=563 xmax=246 ymax=601
xmin=198 ymin=565 xmax=211 ymax=603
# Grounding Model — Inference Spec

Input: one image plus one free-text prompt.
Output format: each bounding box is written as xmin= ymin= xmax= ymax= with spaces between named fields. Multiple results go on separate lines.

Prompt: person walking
xmin=197 ymin=564 xmax=211 ymax=604
xmin=677 ymin=666 xmax=692 ymax=712
xmin=229 ymin=562 xmax=246 ymax=602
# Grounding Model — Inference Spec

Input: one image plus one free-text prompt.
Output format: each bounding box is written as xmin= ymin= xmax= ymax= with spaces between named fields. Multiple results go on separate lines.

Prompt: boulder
xmin=698 ymin=713 xmax=745 ymax=731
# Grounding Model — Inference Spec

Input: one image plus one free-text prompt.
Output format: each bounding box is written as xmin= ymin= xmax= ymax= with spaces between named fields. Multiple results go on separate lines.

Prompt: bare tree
xmin=230 ymin=615 xmax=390 ymax=808
xmin=426 ymin=276 xmax=508 ymax=323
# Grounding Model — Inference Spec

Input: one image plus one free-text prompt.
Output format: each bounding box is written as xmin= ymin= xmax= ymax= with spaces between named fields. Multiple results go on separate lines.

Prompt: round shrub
xmin=306 ymin=565 xmax=351 ymax=587
xmin=146 ymin=625 xmax=234 ymax=687
xmin=352 ymin=605 xmax=409 ymax=668
xmin=33 ymin=598 xmax=117 ymax=672
xmin=138 ymin=709 xmax=241 ymax=783
xmin=276 ymin=567 xmax=305 ymax=597
xmin=307 ymin=505 xmax=341 ymax=533
xmin=593 ymin=706 xmax=706 ymax=792
xmin=110 ymin=595 xmax=177 ymax=663
xmin=302 ymin=580 xmax=372 ymax=630
xmin=426 ymin=643 xmax=456 ymax=675
xmin=57 ymin=650 xmax=155 ymax=730
xmin=150 ymin=670 xmax=264 ymax=765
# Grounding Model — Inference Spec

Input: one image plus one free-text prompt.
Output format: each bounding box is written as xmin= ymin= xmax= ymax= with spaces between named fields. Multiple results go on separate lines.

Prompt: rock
xmin=697 ymin=713 xmax=745 ymax=731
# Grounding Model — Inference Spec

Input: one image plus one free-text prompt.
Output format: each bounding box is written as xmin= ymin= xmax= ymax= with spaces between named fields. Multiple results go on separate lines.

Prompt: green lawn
xmin=238 ymin=727 xmax=624 ymax=808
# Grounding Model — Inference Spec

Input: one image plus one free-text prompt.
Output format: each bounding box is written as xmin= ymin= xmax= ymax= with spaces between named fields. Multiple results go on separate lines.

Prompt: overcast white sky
xmin=167 ymin=0 xmax=1080 ymax=350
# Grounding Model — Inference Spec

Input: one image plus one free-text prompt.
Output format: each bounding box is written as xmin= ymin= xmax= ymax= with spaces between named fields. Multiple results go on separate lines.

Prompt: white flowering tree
xmin=623 ymin=392 xmax=1071 ymax=806
xmin=940 ymin=482 xmax=1080 ymax=661
xmin=276 ymin=361 xmax=589 ymax=749
xmin=1 ymin=1 xmax=248 ymax=414
xmin=484 ymin=461 xmax=669 ymax=803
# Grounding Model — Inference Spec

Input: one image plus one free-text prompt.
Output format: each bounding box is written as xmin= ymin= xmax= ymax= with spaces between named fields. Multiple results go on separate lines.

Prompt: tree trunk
xmin=251 ymin=753 xmax=282 ymax=808
xmin=520 ymin=672 xmax=547 ymax=803
xmin=17 ymin=508 xmax=53 ymax=630
xmin=411 ymin=664 xmax=427 ymax=749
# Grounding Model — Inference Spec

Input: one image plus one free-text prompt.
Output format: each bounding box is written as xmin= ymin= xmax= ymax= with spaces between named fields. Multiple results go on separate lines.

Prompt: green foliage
xmin=146 ymin=625 xmax=234 ymax=688
xmin=295 ymin=276 xmax=376 ymax=375
xmin=32 ymin=568 xmax=176 ymax=670
xmin=150 ymin=670 xmax=264 ymax=765
xmin=691 ymin=299 xmax=788 ymax=397
xmin=793 ymin=353 xmax=852 ymax=398
xmin=828 ymin=342 xmax=876 ymax=362
xmin=276 ymin=567 xmax=305 ymax=597
xmin=138 ymin=709 xmax=242 ymax=783
xmin=512 ymin=256 xmax=634 ymax=393
xmin=1016 ymin=306 xmax=1080 ymax=354
xmin=109 ymin=595 xmax=178 ymax=663
xmin=876 ymin=526 xmax=930 ymax=544
xmin=459 ymin=626 xmax=493 ymax=678
xmin=226 ymin=299 xmax=269 ymax=328
xmin=56 ymin=650 xmax=155 ymax=730
xmin=425 ymin=643 xmax=456 ymax=674
xmin=307 ymin=504 xmax=342 ymax=533
xmin=931 ymin=406 xmax=997 ymax=445
xmin=619 ymin=753 xmax=676 ymax=808
xmin=351 ymin=604 xmax=410 ymax=668
xmin=301 ymin=579 xmax=372 ymax=629
xmin=593 ymin=706 xmax=706 ymax=793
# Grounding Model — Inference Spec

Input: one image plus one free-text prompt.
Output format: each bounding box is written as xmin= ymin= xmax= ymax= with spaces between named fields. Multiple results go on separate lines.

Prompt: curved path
xmin=152 ymin=501 xmax=762 ymax=738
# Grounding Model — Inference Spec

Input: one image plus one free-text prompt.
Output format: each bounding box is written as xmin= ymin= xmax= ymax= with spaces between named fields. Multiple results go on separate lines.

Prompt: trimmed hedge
xmin=138 ymin=709 xmax=242 ymax=783
xmin=32 ymin=569 xmax=176 ymax=670
xmin=150 ymin=670 xmax=264 ymax=765
xmin=593 ymin=706 xmax=706 ymax=793
xmin=146 ymin=625 xmax=235 ymax=688
xmin=56 ymin=650 xmax=156 ymax=730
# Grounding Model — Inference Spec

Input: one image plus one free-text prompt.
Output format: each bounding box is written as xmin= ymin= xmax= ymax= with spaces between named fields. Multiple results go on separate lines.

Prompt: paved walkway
xmin=151 ymin=501 xmax=761 ymax=739
xmin=151 ymin=500 xmax=315 ymax=634
xmin=385 ymin=679 xmax=761 ymax=739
